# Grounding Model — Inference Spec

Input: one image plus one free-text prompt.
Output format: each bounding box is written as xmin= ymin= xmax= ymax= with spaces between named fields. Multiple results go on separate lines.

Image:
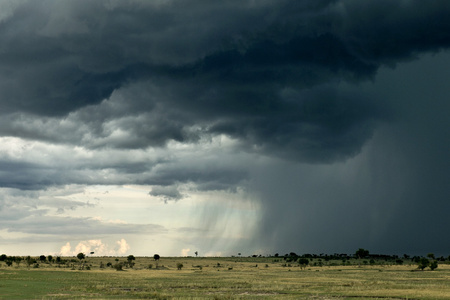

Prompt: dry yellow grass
xmin=1 ymin=256 xmax=450 ymax=299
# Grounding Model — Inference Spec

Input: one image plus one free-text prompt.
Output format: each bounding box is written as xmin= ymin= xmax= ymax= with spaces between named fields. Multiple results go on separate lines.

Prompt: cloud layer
xmin=0 ymin=0 xmax=449 ymax=256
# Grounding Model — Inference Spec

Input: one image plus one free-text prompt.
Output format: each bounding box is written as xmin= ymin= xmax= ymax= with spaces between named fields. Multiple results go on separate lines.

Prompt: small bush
xmin=113 ymin=263 xmax=123 ymax=271
xmin=176 ymin=263 xmax=183 ymax=270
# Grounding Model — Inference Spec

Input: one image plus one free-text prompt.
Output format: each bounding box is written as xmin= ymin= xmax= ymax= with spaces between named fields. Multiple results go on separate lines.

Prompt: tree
xmin=176 ymin=262 xmax=183 ymax=270
xmin=298 ymin=258 xmax=309 ymax=270
xmin=195 ymin=251 xmax=198 ymax=257
xmin=39 ymin=255 xmax=46 ymax=262
xmin=5 ymin=258 xmax=13 ymax=266
xmin=355 ymin=248 xmax=369 ymax=259
xmin=15 ymin=256 xmax=23 ymax=267
xmin=127 ymin=255 xmax=136 ymax=268
xmin=430 ymin=260 xmax=438 ymax=271
xmin=427 ymin=253 xmax=435 ymax=260
xmin=418 ymin=257 xmax=430 ymax=270
xmin=77 ymin=253 xmax=85 ymax=261
xmin=77 ymin=252 xmax=86 ymax=270
xmin=47 ymin=255 xmax=53 ymax=263
xmin=153 ymin=254 xmax=160 ymax=261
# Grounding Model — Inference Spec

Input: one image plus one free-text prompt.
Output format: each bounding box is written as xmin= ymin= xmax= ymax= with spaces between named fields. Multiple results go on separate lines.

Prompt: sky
xmin=0 ymin=0 xmax=449 ymax=257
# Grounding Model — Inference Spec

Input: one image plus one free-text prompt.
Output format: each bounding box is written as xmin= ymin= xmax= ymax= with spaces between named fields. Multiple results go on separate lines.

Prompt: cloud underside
xmin=0 ymin=1 xmax=448 ymax=170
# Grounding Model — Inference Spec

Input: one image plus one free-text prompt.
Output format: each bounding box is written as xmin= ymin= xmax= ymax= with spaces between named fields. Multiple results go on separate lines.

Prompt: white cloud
xmin=115 ymin=238 xmax=130 ymax=255
xmin=59 ymin=242 xmax=72 ymax=256
xmin=59 ymin=239 xmax=131 ymax=256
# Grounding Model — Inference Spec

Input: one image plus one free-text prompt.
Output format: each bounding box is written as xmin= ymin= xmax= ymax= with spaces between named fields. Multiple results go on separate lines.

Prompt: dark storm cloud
xmin=250 ymin=52 xmax=450 ymax=256
xmin=1 ymin=0 xmax=449 ymax=164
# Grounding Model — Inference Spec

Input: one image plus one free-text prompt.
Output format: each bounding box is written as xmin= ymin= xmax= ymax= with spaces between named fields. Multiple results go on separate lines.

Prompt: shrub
xmin=113 ymin=263 xmax=123 ymax=271
xmin=177 ymin=263 xmax=183 ymax=270
xmin=418 ymin=257 xmax=430 ymax=270
xmin=430 ymin=260 xmax=438 ymax=271
xmin=298 ymin=258 xmax=309 ymax=270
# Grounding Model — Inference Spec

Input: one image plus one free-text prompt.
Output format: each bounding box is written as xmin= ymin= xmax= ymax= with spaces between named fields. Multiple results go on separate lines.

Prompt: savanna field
xmin=1 ymin=255 xmax=450 ymax=299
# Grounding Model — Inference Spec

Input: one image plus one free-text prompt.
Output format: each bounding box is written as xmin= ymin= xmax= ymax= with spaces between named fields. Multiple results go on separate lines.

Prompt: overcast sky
xmin=0 ymin=0 xmax=449 ymax=257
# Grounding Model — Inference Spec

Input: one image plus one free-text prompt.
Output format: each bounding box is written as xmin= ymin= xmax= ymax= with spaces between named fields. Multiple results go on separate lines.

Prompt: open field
xmin=1 ymin=256 xmax=450 ymax=299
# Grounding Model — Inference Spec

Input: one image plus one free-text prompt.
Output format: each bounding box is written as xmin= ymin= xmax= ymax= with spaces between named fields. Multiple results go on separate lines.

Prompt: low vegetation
xmin=0 ymin=251 xmax=449 ymax=299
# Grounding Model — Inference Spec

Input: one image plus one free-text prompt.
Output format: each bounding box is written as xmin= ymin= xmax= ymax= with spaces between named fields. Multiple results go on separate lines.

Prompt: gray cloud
xmin=149 ymin=185 xmax=184 ymax=203
xmin=0 ymin=0 xmax=448 ymax=162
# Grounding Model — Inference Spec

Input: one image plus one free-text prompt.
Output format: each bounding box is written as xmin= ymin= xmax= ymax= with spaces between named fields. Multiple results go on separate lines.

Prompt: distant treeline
xmin=246 ymin=252 xmax=449 ymax=263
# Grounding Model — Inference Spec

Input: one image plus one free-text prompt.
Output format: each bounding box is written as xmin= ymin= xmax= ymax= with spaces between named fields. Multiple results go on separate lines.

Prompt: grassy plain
xmin=1 ymin=256 xmax=450 ymax=299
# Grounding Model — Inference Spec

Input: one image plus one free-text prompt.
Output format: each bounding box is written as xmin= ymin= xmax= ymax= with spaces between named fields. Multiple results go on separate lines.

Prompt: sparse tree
xmin=113 ymin=263 xmax=123 ymax=271
xmin=430 ymin=260 xmax=438 ymax=271
xmin=127 ymin=255 xmax=136 ymax=268
xmin=298 ymin=258 xmax=309 ymax=270
xmin=77 ymin=252 xmax=85 ymax=270
xmin=5 ymin=258 xmax=13 ymax=266
xmin=355 ymin=248 xmax=369 ymax=259
xmin=25 ymin=256 xmax=33 ymax=268
xmin=77 ymin=252 xmax=85 ymax=261
xmin=418 ymin=257 xmax=430 ymax=270
xmin=14 ymin=256 xmax=23 ymax=267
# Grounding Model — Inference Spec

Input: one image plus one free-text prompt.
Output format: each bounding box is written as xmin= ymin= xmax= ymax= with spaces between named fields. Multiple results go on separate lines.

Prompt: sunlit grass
xmin=1 ymin=257 xmax=450 ymax=299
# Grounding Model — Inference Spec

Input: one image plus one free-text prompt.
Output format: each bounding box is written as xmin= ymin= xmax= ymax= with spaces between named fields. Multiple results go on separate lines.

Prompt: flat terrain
xmin=1 ymin=256 xmax=450 ymax=299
